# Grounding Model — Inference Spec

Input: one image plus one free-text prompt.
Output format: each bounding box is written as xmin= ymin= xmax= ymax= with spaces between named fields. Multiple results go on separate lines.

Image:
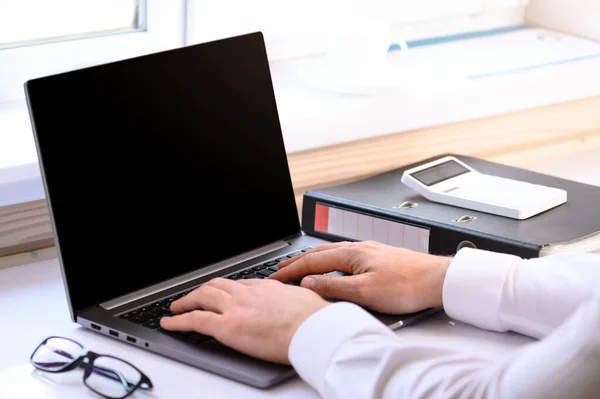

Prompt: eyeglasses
xmin=30 ymin=336 xmax=153 ymax=399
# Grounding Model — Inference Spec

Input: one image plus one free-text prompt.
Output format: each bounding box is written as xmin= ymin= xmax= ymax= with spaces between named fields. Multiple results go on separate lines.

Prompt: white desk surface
xmin=0 ymin=257 xmax=534 ymax=399
xmin=2 ymin=152 xmax=600 ymax=399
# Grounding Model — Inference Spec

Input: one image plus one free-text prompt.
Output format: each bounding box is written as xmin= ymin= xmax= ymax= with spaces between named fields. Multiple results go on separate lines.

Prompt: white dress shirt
xmin=288 ymin=248 xmax=600 ymax=399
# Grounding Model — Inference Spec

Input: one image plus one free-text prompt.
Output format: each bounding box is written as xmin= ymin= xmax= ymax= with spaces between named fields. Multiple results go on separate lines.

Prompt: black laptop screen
xmin=25 ymin=33 xmax=300 ymax=313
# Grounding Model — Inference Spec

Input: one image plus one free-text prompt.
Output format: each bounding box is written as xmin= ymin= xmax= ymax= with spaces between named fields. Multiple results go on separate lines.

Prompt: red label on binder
xmin=314 ymin=204 xmax=329 ymax=232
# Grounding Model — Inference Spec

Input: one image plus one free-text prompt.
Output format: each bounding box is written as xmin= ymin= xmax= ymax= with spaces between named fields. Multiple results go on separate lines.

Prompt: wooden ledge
xmin=0 ymin=200 xmax=54 ymax=255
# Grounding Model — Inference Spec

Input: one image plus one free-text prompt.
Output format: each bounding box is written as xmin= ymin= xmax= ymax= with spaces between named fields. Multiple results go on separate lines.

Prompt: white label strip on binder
xmin=314 ymin=203 xmax=430 ymax=253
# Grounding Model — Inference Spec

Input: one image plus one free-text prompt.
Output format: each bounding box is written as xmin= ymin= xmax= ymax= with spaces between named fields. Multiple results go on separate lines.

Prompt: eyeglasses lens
xmin=85 ymin=355 xmax=143 ymax=399
xmin=31 ymin=337 xmax=84 ymax=372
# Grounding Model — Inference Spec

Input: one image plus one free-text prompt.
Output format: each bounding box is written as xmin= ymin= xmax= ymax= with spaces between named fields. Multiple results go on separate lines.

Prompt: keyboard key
xmin=157 ymin=328 xmax=211 ymax=344
xmin=228 ymin=274 xmax=241 ymax=280
xmin=242 ymin=273 xmax=261 ymax=279
xmin=143 ymin=319 xmax=161 ymax=330
xmin=241 ymin=269 xmax=253 ymax=276
xmin=119 ymin=311 xmax=138 ymax=319
xmin=185 ymin=332 xmax=212 ymax=344
xmin=147 ymin=310 xmax=162 ymax=319
xmin=263 ymin=260 xmax=278 ymax=266
xmin=157 ymin=327 xmax=185 ymax=338
xmin=252 ymin=265 xmax=266 ymax=271
xmin=129 ymin=314 xmax=152 ymax=324
xmin=268 ymin=265 xmax=279 ymax=272
xmin=257 ymin=269 xmax=275 ymax=277
xmin=287 ymin=251 xmax=303 ymax=258
xmin=301 ymin=247 xmax=314 ymax=252
xmin=157 ymin=306 xmax=172 ymax=315
xmin=275 ymin=256 xmax=288 ymax=262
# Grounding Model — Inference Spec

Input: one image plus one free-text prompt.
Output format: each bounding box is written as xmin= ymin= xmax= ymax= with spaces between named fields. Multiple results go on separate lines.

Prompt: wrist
xmin=285 ymin=300 xmax=331 ymax=362
xmin=430 ymin=255 xmax=452 ymax=308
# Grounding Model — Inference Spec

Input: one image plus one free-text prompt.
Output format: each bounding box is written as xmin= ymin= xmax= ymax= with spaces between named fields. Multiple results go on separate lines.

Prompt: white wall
xmin=526 ymin=0 xmax=600 ymax=42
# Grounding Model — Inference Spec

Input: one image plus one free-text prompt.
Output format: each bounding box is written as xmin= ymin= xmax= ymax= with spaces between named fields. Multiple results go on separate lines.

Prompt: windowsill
xmin=2 ymin=26 xmax=600 ymax=207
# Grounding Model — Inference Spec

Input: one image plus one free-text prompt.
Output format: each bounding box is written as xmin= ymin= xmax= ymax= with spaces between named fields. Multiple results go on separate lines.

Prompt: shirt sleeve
xmin=444 ymin=248 xmax=600 ymax=338
xmin=288 ymin=249 xmax=600 ymax=399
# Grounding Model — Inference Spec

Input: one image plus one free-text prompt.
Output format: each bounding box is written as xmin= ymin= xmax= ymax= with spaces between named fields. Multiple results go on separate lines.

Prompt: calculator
xmin=401 ymin=156 xmax=567 ymax=220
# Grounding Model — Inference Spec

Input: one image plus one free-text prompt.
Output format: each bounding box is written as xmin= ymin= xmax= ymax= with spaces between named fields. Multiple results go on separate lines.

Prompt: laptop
xmin=24 ymin=32 xmax=440 ymax=389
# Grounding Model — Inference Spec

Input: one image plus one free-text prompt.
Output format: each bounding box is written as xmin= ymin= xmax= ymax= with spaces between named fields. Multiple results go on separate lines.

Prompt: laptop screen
xmin=25 ymin=32 xmax=301 ymax=313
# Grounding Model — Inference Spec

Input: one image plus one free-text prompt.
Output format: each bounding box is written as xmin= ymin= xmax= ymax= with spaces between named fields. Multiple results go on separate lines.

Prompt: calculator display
xmin=410 ymin=160 xmax=470 ymax=186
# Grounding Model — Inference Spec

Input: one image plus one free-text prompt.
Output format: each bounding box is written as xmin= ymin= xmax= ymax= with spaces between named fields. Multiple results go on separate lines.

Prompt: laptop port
xmin=109 ymin=330 xmax=119 ymax=337
xmin=91 ymin=323 xmax=101 ymax=331
xmin=127 ymin=336 xmax=136 ymax=343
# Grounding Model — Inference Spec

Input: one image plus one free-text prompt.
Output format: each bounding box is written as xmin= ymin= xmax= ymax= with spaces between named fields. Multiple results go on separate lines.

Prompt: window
xmin=1 ymin=0 xmax=529 ymax=102
xmin=0 ymin=0 xmax=142 ymax=49
xmin=0 ymin=0 xmax=185 ymax=103
xmin=3 ymin=0 xmax=597 ymax=163
xmin=184 ymin=0 xmax=543 ymax=153
xmin=186 ymin=0 xmax=530 ymax=61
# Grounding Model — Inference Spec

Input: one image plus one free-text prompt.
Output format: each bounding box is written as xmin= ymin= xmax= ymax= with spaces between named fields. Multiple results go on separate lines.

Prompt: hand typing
xmin=160 ymin=278 xmax=329 ymax=365
xmin=271 ymin=241 xmax=452 ymax=314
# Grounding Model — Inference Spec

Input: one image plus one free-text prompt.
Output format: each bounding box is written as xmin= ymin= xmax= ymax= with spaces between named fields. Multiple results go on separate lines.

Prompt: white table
xmin=0 ymin=258 xmax=534 ymax=399
xmin=2 ymin=152 xmax=600 ymax=398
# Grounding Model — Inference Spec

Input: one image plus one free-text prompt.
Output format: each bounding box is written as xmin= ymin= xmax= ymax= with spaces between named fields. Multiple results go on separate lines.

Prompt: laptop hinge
xmin=100 ymin=240 xmax=290 ymax=310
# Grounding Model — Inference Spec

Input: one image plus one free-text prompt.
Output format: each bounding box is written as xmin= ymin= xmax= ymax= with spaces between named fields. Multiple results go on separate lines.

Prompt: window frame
xmin=0 ymin=0 xmax=185 ymax=103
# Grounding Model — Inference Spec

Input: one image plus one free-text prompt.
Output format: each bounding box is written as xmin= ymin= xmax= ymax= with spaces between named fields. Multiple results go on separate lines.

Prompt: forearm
xmin=290 ymin=299 xmax=600 ymax=399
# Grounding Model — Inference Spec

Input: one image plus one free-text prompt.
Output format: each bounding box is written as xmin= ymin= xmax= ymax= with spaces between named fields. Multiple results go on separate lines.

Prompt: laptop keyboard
xmin=117 ymin=247 xmax=313 ymax=345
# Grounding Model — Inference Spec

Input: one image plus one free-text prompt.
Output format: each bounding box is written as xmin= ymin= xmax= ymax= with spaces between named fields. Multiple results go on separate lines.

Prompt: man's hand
xmin=160 ymin=278 xmax=330 ymax=365
xmin=271 ymin=241 xmax=452 ymax=315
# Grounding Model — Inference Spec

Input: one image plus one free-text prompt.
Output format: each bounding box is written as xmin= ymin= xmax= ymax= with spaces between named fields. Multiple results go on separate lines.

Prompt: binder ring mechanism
xmin=394 ymin=201 xmax=418 ymax=209
xmin=457 ymin=240 xmax=477 ymax=251
xmin=452 ymin=215 xmax=477 ymax=223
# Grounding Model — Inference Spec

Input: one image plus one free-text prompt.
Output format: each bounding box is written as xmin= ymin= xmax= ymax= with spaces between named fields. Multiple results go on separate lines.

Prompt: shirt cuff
xmin=288 ymin=302 xmax=394 ymax=392
xmin=443 ymin=247 xmax=521 ymax=331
